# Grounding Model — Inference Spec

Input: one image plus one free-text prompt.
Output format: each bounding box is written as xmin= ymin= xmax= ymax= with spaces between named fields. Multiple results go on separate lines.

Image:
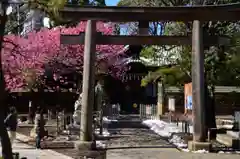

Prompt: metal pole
xmin=80 ymin=20 xmax=96 ymax=141
xmin=192 ymin=20 xmax=206 ymax=142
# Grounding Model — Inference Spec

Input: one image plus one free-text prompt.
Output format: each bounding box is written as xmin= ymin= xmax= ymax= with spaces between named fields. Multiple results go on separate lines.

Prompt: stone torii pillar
xmin=76 ymin=20 xmax=97 ymax=150
xmin=188 ymin=20 xmax=211 ymax=151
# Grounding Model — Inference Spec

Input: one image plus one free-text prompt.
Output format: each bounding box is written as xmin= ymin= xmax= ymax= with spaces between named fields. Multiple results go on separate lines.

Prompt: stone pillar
xmin=79 ymin=20 xmax=96 ymax=143
xmin=157 ymin=82 xmax=165 ymax=118
xmin=95 ymin=82 xmax=104 ymax=135
xmin=192 ymin=20 xmax=206 ymax=142
xmin=188 ymin=20 xmax=211 ymax=151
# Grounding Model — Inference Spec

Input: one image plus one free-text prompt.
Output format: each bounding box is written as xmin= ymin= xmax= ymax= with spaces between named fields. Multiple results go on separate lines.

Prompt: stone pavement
xmin=14 ymin=132 xmax=240 ymax=159
xmin=107 ymin=148 xmax=240 ymax=159
xmin=106 ymin=128 xmax=173 ymax=148
xmin=0 ymin=140 xmax=72 ymax=159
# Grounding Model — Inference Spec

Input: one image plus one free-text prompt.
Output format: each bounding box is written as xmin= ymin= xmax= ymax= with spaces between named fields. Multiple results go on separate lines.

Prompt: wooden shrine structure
xmin=59 ymin=3 xmax=240 ymax=150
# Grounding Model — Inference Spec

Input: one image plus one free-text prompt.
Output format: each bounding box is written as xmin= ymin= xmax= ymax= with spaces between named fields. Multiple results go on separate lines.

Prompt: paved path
xmin=3 ymin=141 xmax=240 ymax=159
xmin=106 ymin=128 xmax=173 ymax=148
xmin=105 ymin=115 xmax=173 ymax=148
xmin=0 ymin=140 xmax=72 ymax=159
xmin=15 ymin=116 xmax=240 ymax=159
xmin=105 ymin=115 xmax=240 ymax=159
xmin=107 ymin=148 xmax=240 ymax=159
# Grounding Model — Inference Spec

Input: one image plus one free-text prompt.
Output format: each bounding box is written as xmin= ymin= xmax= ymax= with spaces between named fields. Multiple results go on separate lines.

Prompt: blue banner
xmin=187 ymin=96 xmax=192 ymax=110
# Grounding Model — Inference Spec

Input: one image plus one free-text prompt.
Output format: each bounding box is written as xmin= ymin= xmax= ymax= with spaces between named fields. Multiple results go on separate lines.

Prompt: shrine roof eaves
xmin=60 ymin=3 xmax=240 ymax=21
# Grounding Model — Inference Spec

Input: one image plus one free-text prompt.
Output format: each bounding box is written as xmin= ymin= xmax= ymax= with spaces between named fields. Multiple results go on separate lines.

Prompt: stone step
xmin=216 ymin=134 xmax=240 ymax=149
xmin=95 ymin=134 xmax=130 ymax=140
xmin=41 ymin=141 xmax=74 ymax=149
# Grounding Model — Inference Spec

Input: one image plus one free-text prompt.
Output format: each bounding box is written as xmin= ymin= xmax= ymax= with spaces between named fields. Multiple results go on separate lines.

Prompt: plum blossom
xmin=2 ymin=21 xmax=128 ymax=92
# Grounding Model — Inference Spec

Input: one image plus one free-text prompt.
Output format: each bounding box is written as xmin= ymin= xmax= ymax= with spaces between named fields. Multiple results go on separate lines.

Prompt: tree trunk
xmin=0 ymin=111 xmax=13 ymax=159
xmin=0 ymin=1 xmax=14 ymax=158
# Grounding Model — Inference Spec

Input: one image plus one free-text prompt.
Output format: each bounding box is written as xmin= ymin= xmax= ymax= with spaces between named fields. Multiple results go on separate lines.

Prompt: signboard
xmin=168 ymin=97 xmax=175 ymax=111
xmin=187 ymin=96 xmax=192 ymax=110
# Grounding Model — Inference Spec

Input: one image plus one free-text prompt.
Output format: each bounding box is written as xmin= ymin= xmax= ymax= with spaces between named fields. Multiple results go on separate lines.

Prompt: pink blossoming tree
xmin=2 ymin=21 xmax=128 ymax=92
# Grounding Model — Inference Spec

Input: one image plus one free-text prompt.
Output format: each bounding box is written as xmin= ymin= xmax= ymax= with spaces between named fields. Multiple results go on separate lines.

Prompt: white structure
xmin=73 ymin=93 xmax=82 ymax=125
xmin=7 ymin=0 xmax=50 ymax=35
xmin=22 ymin=9 xmax=46 ymax=35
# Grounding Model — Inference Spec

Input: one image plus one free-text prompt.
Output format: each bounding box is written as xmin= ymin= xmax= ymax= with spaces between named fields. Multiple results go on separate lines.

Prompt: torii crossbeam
xmin=60 ymin=3 xmax=240 ymax=21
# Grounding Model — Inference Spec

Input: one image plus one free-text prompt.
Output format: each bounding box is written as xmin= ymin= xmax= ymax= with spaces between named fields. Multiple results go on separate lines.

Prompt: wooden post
xmin=191 ymin=20 xmax=206 ymax=142
xmin=80 ymin=20 xmax=96 ymax=142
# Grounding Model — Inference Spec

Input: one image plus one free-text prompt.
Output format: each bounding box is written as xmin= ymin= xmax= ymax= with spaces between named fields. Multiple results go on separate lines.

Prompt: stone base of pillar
xmin=188 ymin=141 xmax=212 ymax=151
xmin=75 ymin=141 xmax=95 ymax=150
xmin=74 ymin=141 xmax=106 ymax=159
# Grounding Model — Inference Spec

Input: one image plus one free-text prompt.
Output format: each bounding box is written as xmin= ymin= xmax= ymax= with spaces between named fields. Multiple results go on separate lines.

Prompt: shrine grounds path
xmin=7 ymin=136 xmax=240 ymax=159
xmin=107 ymin=148 xmax=240 ymax=159
xmin=0 ymin=140 xmax=72 ymax=159
xmin=104 ymin=115 xmax=240 ymax=159
xmin=14 ymin=114 xmax=240 ymax=159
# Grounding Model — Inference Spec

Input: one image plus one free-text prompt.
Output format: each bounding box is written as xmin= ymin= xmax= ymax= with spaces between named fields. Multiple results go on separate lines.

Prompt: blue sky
xmin=106 ymin=0 xmax=120 ymax=6
xmin=105 ymin=0 xmax=162 ymax=35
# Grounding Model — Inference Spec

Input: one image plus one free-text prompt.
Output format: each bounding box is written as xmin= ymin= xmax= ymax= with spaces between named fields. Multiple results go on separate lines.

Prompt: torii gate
xmin=60 ymin=3 xmax=240 ymax=151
